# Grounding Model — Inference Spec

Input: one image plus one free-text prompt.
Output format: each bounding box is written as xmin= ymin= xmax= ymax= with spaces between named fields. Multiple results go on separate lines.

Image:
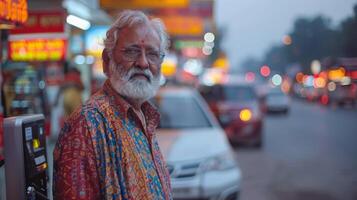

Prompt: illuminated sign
xmin=9 ymin=38 xmax=67 ymax=61
xmin=0 ymin=0 xmax=28 ymax=25
xmin=100 ymin=0 xmax=188 ymax=9
xmin=10 ymin=10 xmax=65 ymax=34
xmin=157 ymin=15 xmax=204 ymax=36
xmin=328 ymin=67 xmax=345 ymax=81
xmin=213 ymin=57 xmax=229 ymax=70
xmin=347 ymin=70 xmax=357 ymax=80
xmin=174 ymin=40 xmax=204 ymax=49
xmin=151 ymin=0 xmax=214 ymax=18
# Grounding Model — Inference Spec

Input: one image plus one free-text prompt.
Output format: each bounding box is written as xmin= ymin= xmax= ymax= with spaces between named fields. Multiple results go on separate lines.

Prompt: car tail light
xmin=239 ymin=109 xmax=252 ymax=122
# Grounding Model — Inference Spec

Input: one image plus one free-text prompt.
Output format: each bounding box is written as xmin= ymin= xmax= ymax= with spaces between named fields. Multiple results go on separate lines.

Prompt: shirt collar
xmin=102 ymin=79 xmax=160 ymax=133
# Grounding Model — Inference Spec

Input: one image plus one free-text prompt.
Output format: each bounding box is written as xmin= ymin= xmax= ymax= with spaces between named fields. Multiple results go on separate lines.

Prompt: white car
xmin=266 ymin=88 xmax=290 ymax=113
xmin=153 ymin=87 xmax=242 ymax=200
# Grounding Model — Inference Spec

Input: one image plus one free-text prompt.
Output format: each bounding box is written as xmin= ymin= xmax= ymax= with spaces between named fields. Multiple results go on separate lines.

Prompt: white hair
xmin=103 ymin=10 xmax=169 ymax=76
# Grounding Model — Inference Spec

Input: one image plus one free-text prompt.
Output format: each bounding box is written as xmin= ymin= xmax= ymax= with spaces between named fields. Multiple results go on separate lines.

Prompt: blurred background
xmin=0 ymin=0 xmax=357 ymax=200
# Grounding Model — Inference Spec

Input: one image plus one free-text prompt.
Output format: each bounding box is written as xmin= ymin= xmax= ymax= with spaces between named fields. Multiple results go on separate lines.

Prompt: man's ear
xmin=102 ymin=49 xmax=110 ymax=75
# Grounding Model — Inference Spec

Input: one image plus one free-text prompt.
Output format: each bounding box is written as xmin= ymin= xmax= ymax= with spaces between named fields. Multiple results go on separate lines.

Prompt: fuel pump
xmin=4 ymin=114 xmax=49 ymax=200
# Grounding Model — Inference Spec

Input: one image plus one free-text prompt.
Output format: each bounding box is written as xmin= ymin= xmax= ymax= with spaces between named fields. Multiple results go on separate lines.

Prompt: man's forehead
xmin=119 ymin=24 xmax=160 ymax=48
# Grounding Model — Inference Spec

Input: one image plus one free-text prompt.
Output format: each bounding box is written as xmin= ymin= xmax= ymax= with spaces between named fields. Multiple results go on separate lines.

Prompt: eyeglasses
xmin=120 ymin=47 xmax=165 ymax=65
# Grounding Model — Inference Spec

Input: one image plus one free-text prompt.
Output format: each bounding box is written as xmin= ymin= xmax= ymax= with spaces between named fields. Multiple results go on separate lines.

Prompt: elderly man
xmin=53 ymin=10 xmax=172 ymax=200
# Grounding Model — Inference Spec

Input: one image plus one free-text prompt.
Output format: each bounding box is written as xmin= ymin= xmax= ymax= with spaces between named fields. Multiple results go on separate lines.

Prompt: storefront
xmin=0 ymin=0 xmax=29 ymax=161
xmin=2 ymin=10 xmax=67 ymax=138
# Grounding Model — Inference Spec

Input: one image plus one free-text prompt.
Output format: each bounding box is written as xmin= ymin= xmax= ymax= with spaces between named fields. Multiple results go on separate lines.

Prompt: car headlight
xmin=199 ymin=152 xmax=237 ymax=172
xmin=239 ymin=109 xmax=252 ymax=122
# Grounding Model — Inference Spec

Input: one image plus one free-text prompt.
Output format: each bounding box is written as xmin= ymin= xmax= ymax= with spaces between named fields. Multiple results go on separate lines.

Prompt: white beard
xmin=108 ymin=60 xmax=160 ymax=102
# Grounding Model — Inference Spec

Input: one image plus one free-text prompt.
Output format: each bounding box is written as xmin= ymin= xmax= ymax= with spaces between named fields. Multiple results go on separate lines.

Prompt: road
xmin=1 ymin=99 xmax=356 ymax=200
xmin=235 ymin=99 xmax=357 ymax=200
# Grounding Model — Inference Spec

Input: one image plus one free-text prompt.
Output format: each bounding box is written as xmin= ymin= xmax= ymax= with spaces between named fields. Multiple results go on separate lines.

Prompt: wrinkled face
xmin=108 ymin=23 xmax=163 ymax=101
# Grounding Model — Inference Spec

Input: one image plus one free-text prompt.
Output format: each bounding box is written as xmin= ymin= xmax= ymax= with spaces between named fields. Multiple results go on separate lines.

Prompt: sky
xmin=215 ymin=0 xmax=357 ymax=70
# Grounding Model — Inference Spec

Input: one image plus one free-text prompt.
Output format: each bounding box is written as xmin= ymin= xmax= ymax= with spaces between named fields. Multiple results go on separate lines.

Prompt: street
xmin=1 ymin=99 xmax=357 ymax=200
xmin=235 ymin=99 xmax=357 ymax=200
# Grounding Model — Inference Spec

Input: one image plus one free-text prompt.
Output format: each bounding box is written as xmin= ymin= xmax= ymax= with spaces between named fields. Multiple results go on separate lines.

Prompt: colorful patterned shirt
xmin=53 ymin=80 xmax=172 ymax=200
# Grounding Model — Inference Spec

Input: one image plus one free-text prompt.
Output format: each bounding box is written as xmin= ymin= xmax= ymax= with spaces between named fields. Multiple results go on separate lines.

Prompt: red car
xmin=200 ymin=83 xmax=265 ymax=147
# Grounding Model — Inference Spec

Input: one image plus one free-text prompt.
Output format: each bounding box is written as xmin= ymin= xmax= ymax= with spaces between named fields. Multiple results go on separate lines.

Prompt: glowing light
xmin=74 ymin=55 xmax=85 ymax=65
xmin=86 ymin=55 xmax=95 ymax=64
xmin=328 ymin=67 xmax=345 ymax=81
xmin=202 ymin=46 xmax=213 ymax=55
xmin=313 ymin=77 xmax=326 ymax=88
xmin=245 ymin=72 xmax=255 ymax=82
xmin=204 ymin=32 xmax=215 ymax=42
xmin=282 ymin=35 xmax=292 ymax=45
xmin=9 ymin=39 xmax=66 ymax=61
xmin=260 ymin=65 xmax=271 ymax=77
xmin=33 ymin=139 xmax=40 ymax=149
xmin=321 ymin=94 xmax=329 ymax=105
xmin=303 ymin=75 xmax=314 ymax=87
xmin=272 ymin=74 xmax=282 ymax=86
xmin=240 ymin=109 xmax=252 ymax=122
xmin=281 ymin=81 xmax=290 ymax=93
xmin=212 ymin=57 xmax=229 ymax=70
xmin=66 ymin=15 xmax=91 ymax=30
xmin=204 ymin=41 xmax=214 ymax=48
xmin=327 ymin=82 xmax=336 ymax=91
xmin=350 ymin=71 xmax=357 ymax=79
xmin=319 ymin=71 xmax=328 ymax=79
xmin=296 ymin=72 xmax=304 ymax=83
xmin=161 ymin=60 xmax=177 ymax=77
xmin=341 ymin=76 xmax=351 ymax=85
xmin=311 ymin=60 xmax=321 ymax=75
xmin=183 ymin=59 xmax=203 ymax=76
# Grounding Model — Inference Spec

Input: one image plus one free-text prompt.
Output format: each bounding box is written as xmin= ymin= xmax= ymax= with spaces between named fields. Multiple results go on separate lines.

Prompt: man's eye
xmin=147 ymin=52 xmax=160 ymax=58
xmin=125 ymin=49 xmax=140 ymax=54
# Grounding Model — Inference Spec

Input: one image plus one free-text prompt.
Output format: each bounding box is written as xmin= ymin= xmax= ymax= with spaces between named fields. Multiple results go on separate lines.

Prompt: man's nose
xmin=135 ymin=50 xmax=150 ymax=69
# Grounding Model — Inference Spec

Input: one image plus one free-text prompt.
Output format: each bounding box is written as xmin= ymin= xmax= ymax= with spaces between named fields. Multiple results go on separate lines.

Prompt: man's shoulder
xmin=83 ymin=90 xmax=111 ymax=111
xmin=57 ymin=91 xmax=108 ymax=135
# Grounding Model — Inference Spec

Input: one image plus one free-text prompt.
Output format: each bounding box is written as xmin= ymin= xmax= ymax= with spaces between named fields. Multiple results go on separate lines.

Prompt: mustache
xmin=126 ymin=68 xmax=154 ymax=82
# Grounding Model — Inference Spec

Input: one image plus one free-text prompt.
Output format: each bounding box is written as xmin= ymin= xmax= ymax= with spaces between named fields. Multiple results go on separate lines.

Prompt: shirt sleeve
xmin=53 ymin=116 xmax=100 ymax=200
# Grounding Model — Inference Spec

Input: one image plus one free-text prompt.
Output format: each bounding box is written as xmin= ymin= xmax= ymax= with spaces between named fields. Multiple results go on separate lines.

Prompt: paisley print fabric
xmin=53 ymin=80 xmax=172 ymax=200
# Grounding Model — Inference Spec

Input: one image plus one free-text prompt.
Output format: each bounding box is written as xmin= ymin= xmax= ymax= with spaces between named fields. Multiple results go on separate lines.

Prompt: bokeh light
xmin=260 ymin=65 xmax=271 ymax=77
xmin=272 ymin=74 xmax=282 ymax=86
xmin=240 ymin=109 xmax=252 ymax=122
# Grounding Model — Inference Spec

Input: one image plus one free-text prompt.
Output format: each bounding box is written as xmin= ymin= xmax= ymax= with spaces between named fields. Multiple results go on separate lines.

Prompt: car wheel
xmin=283 ymin=108 xmax=289 ymax=114
xmin=254 ymin=139 xmax=262 ymax=148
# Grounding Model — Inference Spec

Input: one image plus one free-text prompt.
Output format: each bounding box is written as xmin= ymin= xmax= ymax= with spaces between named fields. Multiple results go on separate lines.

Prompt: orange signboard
xmin=0 ymin=0 xmax=28 ymax=26
xmin=100 ymin=0 xmax=189 ymax=9
xmin=157 ymin=15 xmax=204 ymax=36
xmin=9 ymin=38 xmax=67 ymax=61
xmin=10 ymin=10 xmax=65 ymax=34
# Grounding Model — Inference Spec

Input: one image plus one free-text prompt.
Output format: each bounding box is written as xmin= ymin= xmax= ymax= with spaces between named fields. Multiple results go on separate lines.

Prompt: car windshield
xmin=153 ymin=95 xmax=212 ymax=129
xmin=200 ymin=85 xmax=257 ymax=102
xmin=221 ymin=85 xmax=257 ymax=102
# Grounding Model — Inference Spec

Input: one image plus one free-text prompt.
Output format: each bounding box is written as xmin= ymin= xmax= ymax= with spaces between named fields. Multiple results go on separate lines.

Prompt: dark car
xmin=200 ymin=83 xmax=264 ymax=147
xmin=328 ymin=82 xmax=357 ymax=106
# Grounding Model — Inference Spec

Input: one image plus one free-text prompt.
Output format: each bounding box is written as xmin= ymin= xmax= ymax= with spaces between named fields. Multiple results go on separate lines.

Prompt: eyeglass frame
xmin=118 ymin=46 xmax=165 ymax=65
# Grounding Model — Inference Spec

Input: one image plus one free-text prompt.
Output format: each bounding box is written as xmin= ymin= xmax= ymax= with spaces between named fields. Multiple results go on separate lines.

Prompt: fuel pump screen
xmin=23 ymin=121 xmax=47 ymax=174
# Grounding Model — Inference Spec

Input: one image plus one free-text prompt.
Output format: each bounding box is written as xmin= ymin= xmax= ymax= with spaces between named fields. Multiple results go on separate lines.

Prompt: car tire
xmin=254 ymin=139 xmax=262 ymax=148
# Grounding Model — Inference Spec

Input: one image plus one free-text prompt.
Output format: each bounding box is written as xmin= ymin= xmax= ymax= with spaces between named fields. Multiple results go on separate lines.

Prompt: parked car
xmin=199 ymin=83 xmax=264 ymax=147
xmin=153 ymin=86 xmax=242 ymax=200
xmin=328 ymin=82 xmax=357 ymax=106
xmin=266 ymin=88 xmax=290 ymax=113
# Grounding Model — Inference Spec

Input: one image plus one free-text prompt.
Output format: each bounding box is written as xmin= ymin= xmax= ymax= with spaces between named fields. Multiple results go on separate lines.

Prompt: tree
xmin=285 ymin=16 xmax=341 ymax=72
xmin=340 ymin=4 xmax=357 ymax=57
xmin=263 ymin=15 xmax=342 ymax=74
